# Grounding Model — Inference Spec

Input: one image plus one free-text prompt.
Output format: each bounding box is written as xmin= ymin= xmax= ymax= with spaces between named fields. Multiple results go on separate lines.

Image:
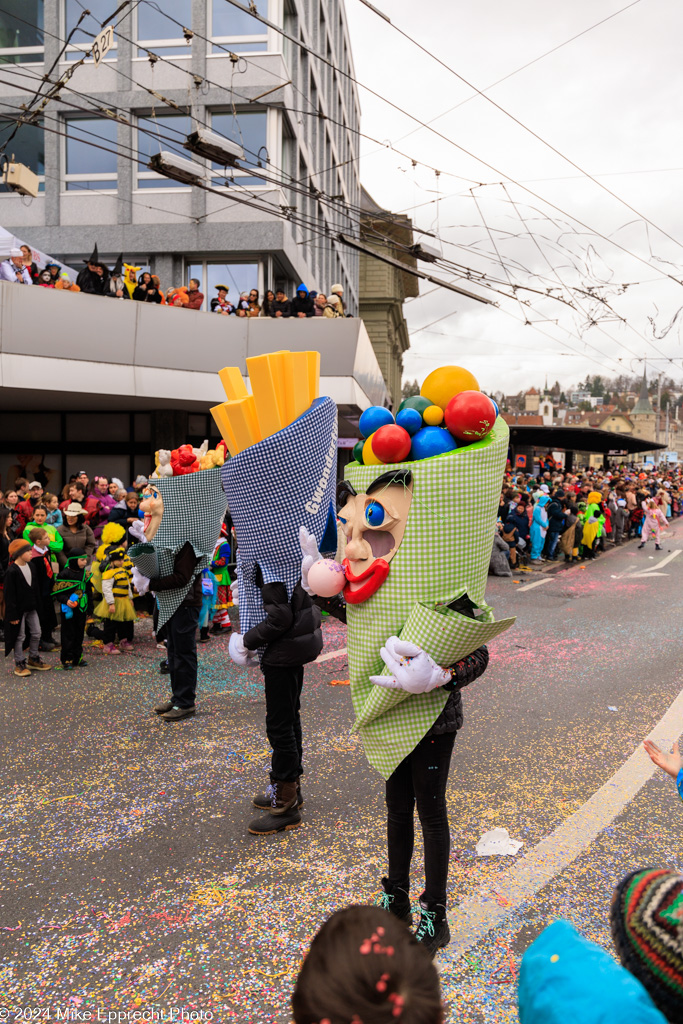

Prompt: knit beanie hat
xmin=611 ymin=868 xmax=683 ymax=1021
xmin=66 ymin=548 xmax=86 ymax=561
xmin=9 ymin=539 xmax=31 ymax=561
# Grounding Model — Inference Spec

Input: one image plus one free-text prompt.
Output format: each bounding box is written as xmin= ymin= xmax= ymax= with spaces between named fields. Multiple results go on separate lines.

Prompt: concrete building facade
xmin=0 ymin=0 xmax=361 ymax=307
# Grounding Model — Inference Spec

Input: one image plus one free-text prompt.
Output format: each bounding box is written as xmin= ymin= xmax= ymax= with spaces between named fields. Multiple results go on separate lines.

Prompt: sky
xmin=343 ymin=0 xmax=683 ymax=396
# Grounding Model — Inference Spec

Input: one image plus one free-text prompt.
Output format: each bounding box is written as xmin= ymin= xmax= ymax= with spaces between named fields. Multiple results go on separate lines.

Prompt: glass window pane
xmin=137 ymin=113 xmax=193 ymax=187
xmin=65 ymin=0 xmax=117 ymax=54
xmin=65 ymin=117 xmax=117 ymax=189
xmin=206 ymin=263 xmax=259 ymax=299
xmin=0 ymin=0 xmax=43 ymax=62
xmin=0 ymin=119 xmax=44 ymax=191
xmin=212 ymin=0 xmax=267 ymax=37
xmin=211 ymin=111 xmax=267 ymax=168
xmin=137 ymin=0 xmax=191 ymax=42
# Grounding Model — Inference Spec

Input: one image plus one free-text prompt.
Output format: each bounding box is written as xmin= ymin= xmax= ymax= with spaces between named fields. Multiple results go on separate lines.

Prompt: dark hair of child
xmin=291 ymin=905 xmax=444 ymax=1024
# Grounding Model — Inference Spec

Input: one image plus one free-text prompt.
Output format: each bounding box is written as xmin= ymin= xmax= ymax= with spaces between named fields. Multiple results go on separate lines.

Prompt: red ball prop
xmin=371 ymin=424 xmax=412 ymax=464
xmin=445 ymin=391 xmax=497 ymax=442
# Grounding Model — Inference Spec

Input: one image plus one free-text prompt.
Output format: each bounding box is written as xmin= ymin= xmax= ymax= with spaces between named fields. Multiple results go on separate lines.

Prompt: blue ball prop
xmin=359 ymin=406 xmax=394 ymax=439
xmin=490 ymin=397 xmax=500 ymax=418
xmin=410 ymin=426 xmax=458 ymax=461
xmin=396 ymin=408 xmax=423 ymax=436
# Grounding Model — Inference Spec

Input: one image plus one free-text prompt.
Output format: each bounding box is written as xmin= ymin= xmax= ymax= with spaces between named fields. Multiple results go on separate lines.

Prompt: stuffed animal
xmin=168 ymin=286 xmax=189 ymax=307
xmin=154 ymin=449 xmax=173 ymax=477
xmin=171 ymin=444 xmax=199 ymax=475
xmin=200 ymin=448 xmax=226 ymax=470
xmin=193 ymin=439 xmax=209 ymax=463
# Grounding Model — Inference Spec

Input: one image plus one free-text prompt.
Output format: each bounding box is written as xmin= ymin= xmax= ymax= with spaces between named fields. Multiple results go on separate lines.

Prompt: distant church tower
xmin=630 ymin=373 xmax=656 ymax=444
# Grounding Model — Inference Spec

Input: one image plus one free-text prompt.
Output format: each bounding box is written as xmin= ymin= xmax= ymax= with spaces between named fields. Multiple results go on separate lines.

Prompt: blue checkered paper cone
xmin=222 ymin=396 xmax=338 ymax=637
xmin=128 ymin=467 xmax=227 ymax=630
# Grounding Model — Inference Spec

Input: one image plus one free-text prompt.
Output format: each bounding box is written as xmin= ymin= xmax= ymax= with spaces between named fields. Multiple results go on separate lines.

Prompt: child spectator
xmin=23 ymin=505 xmax=64 ymax=558
xmin=95 ymin=546 xmax=136 ymax=654
xmin=235 ymin=292 xmax=251 ymax=317
xmin=44 ymin=493 xmax=63 ymax=528
xmin=198 ymin=567 xmax=217 ymax=644
xmin=502 ymin=518 xmax=519 ymax=568
xmin=614 ymin=498 xmax=629 ymax=546
xmin=28 ymin=527 xmax=59 ymax=651
xmin=56 ymin=549 xmax=90 ymax=670
xmin=3 ymin=539 xmax=52 ymax=677
xmin=292 ymin=905 xmax=444 ymax=1024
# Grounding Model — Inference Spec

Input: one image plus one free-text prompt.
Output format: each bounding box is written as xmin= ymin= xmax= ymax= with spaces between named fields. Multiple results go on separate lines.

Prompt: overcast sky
xmin=343 ymin=0 xmax=683 ymax=396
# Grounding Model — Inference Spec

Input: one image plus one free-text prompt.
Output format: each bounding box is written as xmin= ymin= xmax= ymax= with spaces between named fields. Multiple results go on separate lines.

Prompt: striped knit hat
xmin=611 ymin=868 xmax=683 ymax=1021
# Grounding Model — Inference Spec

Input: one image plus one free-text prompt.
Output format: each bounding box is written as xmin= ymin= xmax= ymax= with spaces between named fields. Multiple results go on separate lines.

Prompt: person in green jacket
xmin=23 ymin=504 xmax=64 ymax=556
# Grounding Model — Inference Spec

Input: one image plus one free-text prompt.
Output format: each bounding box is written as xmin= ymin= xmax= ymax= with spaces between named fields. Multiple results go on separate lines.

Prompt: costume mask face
xmin=140 ymin=485 xmax=164 ymax=540
xmin=338 ymin=471 xmax=413 ymax=604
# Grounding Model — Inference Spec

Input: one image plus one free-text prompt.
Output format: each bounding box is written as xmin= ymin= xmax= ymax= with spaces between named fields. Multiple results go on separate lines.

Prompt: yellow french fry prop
xmin=287 ymin=351 xmax=312 ymax=422
xmin=306 ymin=350 xmax=320 ymax=401
xmin=224 ymin=395 xmax=262 ymax=452
xmin=210 ymin=403 xmax=239 ymax=457
xmin=246 ymin=354 xmax=285 ymax=440
xmin=218 ymin=365 xmax=248 ymax=401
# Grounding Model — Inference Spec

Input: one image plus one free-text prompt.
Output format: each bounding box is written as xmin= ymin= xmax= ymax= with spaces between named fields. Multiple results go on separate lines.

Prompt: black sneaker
xmin=62 ymin=664 xmax=74 ymax=671
xmin=253 ymin=781 xmax=304 ymax=810
xmin=76 ymin=659 xmax=88 ymax=667
xmin=160 ymin=659 xmax=170 ymax=675
xmin=414 ymin=898 xmax=450 ymax=957
xmin=199 ymin=626 xmax=211 ymax=643
xmin=376 ymin=877 xmax=412 ymax=926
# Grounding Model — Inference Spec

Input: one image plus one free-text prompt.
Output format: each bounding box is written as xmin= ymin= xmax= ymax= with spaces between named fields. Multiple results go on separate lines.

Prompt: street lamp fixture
xmin=184 ymin=129 xmax=245 ymax=166
xmin=147 ymin=150 xmax=206 ymax=186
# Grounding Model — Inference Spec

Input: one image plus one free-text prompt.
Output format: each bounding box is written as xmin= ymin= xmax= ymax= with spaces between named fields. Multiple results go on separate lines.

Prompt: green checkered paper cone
xmin=345 ymin=417 xmax=515 ymax=779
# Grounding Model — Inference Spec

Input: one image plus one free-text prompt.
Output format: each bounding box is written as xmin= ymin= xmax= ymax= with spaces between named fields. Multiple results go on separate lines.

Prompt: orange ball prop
xmin=421 ymin=366 xmax=480 ymax=411
xmin=423 ymin=405 xmax=444 ymax=426
xmin=362 ymin=432 xmax=384 ymax=465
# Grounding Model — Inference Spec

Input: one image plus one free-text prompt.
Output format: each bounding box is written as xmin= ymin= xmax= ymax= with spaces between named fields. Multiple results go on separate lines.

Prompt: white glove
xmin=229 ymin=632 xmax=258 ymax=667
xmin=299 ymin=525 xmax=322 ymax=596
xmin=230 ymin=580 xmax=239 ymax=607
xmin=128 ymin=519 xmax=146 ymax=543
xmin=131 ymin=566 xmax=150 ymax=596
xmin=369 ymin=636 xmax=450 ymax=694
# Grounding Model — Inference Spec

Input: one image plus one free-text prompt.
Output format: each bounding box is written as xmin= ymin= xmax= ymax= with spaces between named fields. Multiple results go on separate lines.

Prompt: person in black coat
xmin=27 ymin=527 xmax=58 ymax=650
xmin=76 ymin=244 xmax=110 ymax=296
xmin=3 ymin=539 xmax=51 ymax=676
xmin=230 ymin=565 xmax=322 ymax=835
xmin=133 ymin=272 xmax=162 ymax=303
xmin=55 ymin=549 xmax=90 ymax=669
xmin=290 ymin=283 xmax=315 ymax=318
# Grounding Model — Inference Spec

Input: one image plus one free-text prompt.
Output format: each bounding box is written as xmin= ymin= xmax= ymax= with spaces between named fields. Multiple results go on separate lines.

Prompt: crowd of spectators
xmin=0 ymin=245 xmax=351 ymax=319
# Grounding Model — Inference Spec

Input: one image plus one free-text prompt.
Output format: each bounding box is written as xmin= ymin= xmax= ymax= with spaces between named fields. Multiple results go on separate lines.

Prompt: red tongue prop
xmin=343 ymin=557 xmax=390 ymax=604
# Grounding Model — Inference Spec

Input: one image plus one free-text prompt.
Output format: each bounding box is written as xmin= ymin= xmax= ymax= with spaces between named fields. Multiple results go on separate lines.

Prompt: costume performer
xmin=127 ymin=449 xmax=228 ymax=721
xmin=95 ymin=547 xmax=136 ymax=653
xmin=302 ymin=366 xmax=515 ymax=956
xmin=210 ymin=532 xmax=233 ymax=633
xmin=53 ymin=549 xmax=91 ymax=669
xmin=639 ymin=498 xmax=667 ymax=550
xmin=530 ymin=493 xmax=550 ymax=561
xmin=210 ymin=353 xmax=338 ymax=835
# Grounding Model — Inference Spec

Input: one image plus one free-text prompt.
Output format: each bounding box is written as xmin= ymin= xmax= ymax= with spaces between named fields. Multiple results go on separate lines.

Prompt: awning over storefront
xmin=508 ymin=424 xmax=666 ymax=455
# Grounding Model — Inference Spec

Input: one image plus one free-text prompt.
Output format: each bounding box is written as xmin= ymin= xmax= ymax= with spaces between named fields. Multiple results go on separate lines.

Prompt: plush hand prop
xmin=370 ymin=637 xmax=450 ymax=694
xmin=299 ymin=525 xmax=322 ymax=595
xmin=230 ymin=580 xmax=239 ymax=607
xmin=229 ymin=632 xmax=257 ymax=667
xmin=128 ymin=519 xmax=146 ymax=543
xmin=131 ymin=567 xmax=151 ymax=596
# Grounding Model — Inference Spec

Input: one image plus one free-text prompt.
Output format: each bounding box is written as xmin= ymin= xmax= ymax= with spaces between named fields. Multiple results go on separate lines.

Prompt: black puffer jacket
xmin=243 ymin=578 xmax=322 ymax=668
xmin=428 ymin=646 xmax=489 ymax=736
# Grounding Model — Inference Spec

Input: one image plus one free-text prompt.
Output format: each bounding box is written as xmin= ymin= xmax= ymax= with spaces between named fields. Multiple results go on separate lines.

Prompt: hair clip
xmin=388 ymin=993 xmax=405 ymax=1018
xmin=359 ymin=930 xmax=394 ymax=956
xmin=376 ymin=971 xmax=390 ymax=993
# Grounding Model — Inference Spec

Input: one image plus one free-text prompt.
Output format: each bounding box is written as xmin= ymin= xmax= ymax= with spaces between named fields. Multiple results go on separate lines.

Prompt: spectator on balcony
xmin=36 ymin=269 xmax=55 ymax=289
xmin=133 ymin=272 xmax=162 ymax=304
xmin=151 ymin=275 xmax=165 ymax=303
xmin=260 ymin=289 xmax=275 ymax=317
xmin=235 ymin=292 xmax=250 ymax=317
xmin=210 ymin=285 xmax=234 ymax=315
xmin=56 ymin=272 xmax=80 ymax=293
xmin=167 ymin=287 xmax=189 ymax=308
xmin=290 ymin=283 xmax=315 ymax=318
xmin=20 ymin=244 xmax=39 ymax=282
xmin=313 ymin=293 xmax=335 ymax=318
xmin=328 ymin=283 xmax=346 ymax=317
xmin=247 ymin=289 xmax=261 ymax=317
xmin=76 ymin=245 xmax=110 ymax=296
xmin=105 ymin=254 xmax=128 ymax=299
xmin=186 ymin=278 xmax=204 ymax=311
xmin=0 ymin=248 xmax=33 ymax=285
xmin=45 ymin=262 xmax=62 ymax=285
xmin=269 ymin=288 xmax=291 ymax=318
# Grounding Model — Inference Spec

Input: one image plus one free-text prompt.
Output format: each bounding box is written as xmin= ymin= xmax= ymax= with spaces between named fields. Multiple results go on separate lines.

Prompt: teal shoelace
xmin=416 ymin=908 xmax=436 ymax=940
xmin=376 ymin=892 xmax=394 ymax=912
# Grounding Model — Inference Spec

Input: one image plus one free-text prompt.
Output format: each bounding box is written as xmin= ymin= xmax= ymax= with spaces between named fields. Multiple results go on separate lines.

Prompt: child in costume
xmin=302 ymin=367 xmax=514 ymax=956
xmin=210 ymin=533 xmax=232 ymax=633
xmin=95 ymin=547 xmax=136 ymax=654
xmin=529 ymin=493 xmax=549 ymax=563
xmin=639 ymin=498 xmax=667 ymax=551
xmin=54 ymin=549 xmax=90 ymax=669
xmin=3 ymin=539 xmax=52 ymax=677
xmin=198 ymin=567 xmax=217 ymax=643
xmin=28 ymin=527 xmax=59 ymax=651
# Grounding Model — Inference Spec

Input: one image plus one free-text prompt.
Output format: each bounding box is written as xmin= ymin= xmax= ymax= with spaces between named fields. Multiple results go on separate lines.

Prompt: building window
xmin=64 ymin=0 xmax=117 ymax=61
xmin=210 ymin=0 xmax=268 ymax=53
xmin=136 ymin=113 xmax=194 ymax=188
xmin=136 ymin=0 xmax=192 ymax=57
xmin=0 ymin=0 xmax=44 ymax=64
xmin=187 ymin=261 xmax=262 ymax=311
xmin=0 ymin=118 xmax=44 ymax=192
xmin=210 ymin=110 xmax=268 ymax=188
xmin=63 ymin=117 xmax=117 ymax=191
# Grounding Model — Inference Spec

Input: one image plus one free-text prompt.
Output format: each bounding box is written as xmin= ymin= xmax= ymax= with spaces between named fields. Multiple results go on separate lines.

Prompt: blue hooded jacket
xmin=518 ymin=920 xmax=666 ymax=1024
xmin=530 ymin=493 xmax=550 ymax=558
xmin=290 ymin=282 xmax=314 ymax=317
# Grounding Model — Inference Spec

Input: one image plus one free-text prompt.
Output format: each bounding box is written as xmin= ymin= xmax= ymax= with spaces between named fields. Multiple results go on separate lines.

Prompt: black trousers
xmin=60 ymin=609 xmax=86 ymax=665
xmin=103 ymin=619 xmax=134 ymax=645
xmin=166 ymin=604 xmax=200 ymax=708
xmin=264 ymin=665 xmax=304 ymax=783
xmin=385 ymin=730 xmax=456 ymax=906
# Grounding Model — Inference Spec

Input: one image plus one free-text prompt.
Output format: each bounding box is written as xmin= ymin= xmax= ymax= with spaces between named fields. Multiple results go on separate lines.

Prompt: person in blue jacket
xmin=530 ymin=493 xmax=550 ymax=563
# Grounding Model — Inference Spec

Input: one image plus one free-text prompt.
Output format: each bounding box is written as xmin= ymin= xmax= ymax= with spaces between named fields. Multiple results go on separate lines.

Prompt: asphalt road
xmin=1 ymin=521 xmax=682 ymax=1022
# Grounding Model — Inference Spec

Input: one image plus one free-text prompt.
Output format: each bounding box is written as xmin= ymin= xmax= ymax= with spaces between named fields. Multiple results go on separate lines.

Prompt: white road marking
xmin=516 ymin=578 xmax=556 ymax=593
xmin=316 ymin=647 xmax=348 ymax=663
xmin=611 ymin=549 xmax=680 ymax=580
xmin=447 ymin=684 xmax=683 ymax=957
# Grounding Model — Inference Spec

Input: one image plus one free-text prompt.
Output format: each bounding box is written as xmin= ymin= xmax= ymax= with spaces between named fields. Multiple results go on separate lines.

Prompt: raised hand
xmin=644 ymin=739 xmax=683 ymax=780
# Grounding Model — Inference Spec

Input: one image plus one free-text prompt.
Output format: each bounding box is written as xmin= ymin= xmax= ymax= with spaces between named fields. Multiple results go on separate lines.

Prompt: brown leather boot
xmin=269 ymin=780 xmax=298 ymax=815
xmin=247 ymin=780 xmax=302 ymax=835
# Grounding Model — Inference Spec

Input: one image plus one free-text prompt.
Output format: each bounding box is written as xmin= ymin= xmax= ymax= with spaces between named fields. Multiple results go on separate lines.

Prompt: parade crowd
xmin=0 ymin=243 xmax=351 ymax=318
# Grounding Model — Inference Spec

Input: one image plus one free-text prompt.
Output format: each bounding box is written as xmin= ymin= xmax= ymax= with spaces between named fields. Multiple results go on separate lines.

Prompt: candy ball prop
xmin=421 ymin=366 xmax=480 ymax=410
xmin=423 ymin=404 xmax=444 ymax=426
xmin=353 ymin=439 xmax=365 ymax=464
xmin=445 ymin=391 xmax=497 ymax=442
xmin=410 ymin=426 xmax=458 ymax=461
xmin=489 ymin=397 xmax=500 ymax=418
xmin=399 ymin=394 xmax=432 ymax=417
xmin=372 ymin=424 xmax=412 ymax=464
xmin=396 ymin=408 xmax=423 ymax=436
xmin=359 ymin=406 xmax=394 ymax=438
xmin=308 ymin=559 xmax=347 ymax=598
xmin=362 ymin=433 xmax=384 ymax=466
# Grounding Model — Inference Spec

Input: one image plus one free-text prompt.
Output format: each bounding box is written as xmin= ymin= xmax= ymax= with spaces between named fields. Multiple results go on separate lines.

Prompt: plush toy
xmin=151 ymin=449 xmax=173 ymax=479
xmin=200 ymin=448 xmax=225 ymax=470
xmin=193 ymin=439 xmax=209 ymax=463
xmin=168 ymin=286 xmax=189 ymax=307
xmin=170 ymin=444 xmax=199 ymax=476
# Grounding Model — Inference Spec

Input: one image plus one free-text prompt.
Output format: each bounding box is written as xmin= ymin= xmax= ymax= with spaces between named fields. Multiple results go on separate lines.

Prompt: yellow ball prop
xmin=423 ymin=405 xmax=444 ymax=426
xmin=421 ymin=366 xmax=480 ymax=411
xmin=362 ymin=432 xmax=384 ymax=466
